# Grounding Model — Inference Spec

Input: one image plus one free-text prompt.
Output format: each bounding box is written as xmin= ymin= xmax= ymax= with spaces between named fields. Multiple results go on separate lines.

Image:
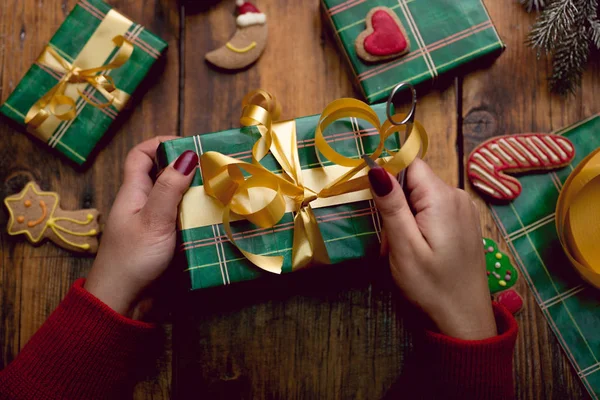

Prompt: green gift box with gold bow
xmin=156 ymin=90 xmax=428 ymax=291
xmin=0 ymin=0 xmax=167 ymax=165
xmin=321 ymin=0 xmax=504 ymax=104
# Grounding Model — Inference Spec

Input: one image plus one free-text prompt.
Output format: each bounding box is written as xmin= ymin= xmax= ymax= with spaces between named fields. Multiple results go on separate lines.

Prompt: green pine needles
xmin=524 ymin=0 xmax=600 ymax=94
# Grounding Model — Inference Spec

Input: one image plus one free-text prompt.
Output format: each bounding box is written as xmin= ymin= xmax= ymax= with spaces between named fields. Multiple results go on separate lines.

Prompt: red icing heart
xmin=364 ymin=10 xmax=408 ymax=56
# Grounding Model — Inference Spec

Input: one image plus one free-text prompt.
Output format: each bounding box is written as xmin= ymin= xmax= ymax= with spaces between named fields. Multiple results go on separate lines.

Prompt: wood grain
xmin=177 ymin=1 xmax=456 ymax=399
xmin=462 ymin=1 xmax=599 ymax=399
xmin=0 ymin=0 xmax=180 ymax=398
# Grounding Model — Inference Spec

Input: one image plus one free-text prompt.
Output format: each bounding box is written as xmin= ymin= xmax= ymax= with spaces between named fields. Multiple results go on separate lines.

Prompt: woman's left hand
xmin=85 ymin=136 xmax=198 ymax=318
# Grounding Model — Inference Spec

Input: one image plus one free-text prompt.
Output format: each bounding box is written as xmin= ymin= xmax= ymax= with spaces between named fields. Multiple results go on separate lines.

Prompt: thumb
xmin=368 ymin=167 xmax=424 ymax=253
xmin=140 ymin=150 xmax=198 ymax=229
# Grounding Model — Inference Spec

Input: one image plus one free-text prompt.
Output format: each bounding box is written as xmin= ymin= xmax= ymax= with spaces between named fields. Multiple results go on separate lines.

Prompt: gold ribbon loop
xmin=199 ymin=90 xmax=428 ymax=273
xmin=25 ymin=35 xmax=133 ymax=135
xmin=556 ymin=148 xmax=600 ymax=288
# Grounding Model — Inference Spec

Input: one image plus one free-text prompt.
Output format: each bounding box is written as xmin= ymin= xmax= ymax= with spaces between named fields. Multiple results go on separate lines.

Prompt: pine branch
xmin=590 ymin=19 xmax=600 ymax=48
xmin=527 ymin=0 xmax=578 ymax=52
xmin=549 ymin=16 xmax=590 ymax=94
xmin=520 ymin=0 xmax=546 ymax=12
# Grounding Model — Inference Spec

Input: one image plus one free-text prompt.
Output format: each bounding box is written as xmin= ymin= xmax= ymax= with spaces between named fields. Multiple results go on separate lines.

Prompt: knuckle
xmin=154 ymin=175 xmax=177 ymax=195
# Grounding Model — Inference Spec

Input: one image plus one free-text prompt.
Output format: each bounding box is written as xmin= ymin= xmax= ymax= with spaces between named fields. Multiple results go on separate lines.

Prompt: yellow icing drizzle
xmin=48 ymin=216 xmax=96 ymax=251
xmin=28 ymin=200 xmax=48 ymax=227
xmin=226 ymin=41 xmax=257 ymax=53
xmin=52 ymin=213 xmax=94 ymax=225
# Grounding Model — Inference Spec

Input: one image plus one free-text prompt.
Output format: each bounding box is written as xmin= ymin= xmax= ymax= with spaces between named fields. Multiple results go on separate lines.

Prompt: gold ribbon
xmin=25 ymin=35 xmax=133 ymax=135
xmin=200 ymin=90 xmax=428 ymax=273
xmin=556 ymin=148 xmax=600 ymax=288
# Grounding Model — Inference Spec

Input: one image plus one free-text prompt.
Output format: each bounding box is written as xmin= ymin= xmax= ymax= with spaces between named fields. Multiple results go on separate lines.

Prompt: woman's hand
xmin=85 ymin=137 xmax=198 ymax=318
xmin=368 ymin=158 xmax=497 ymax=340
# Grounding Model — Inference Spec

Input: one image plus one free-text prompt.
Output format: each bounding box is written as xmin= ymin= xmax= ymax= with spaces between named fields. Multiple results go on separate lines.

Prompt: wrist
xmin=432 ymin=304 xmax=498 ymax=340
xmin=84 ymin=267 xmax=139 ymax=318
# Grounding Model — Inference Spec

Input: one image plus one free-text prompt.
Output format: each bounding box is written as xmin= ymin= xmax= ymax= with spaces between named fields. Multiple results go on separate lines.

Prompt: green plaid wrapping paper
xmin=321 ymin=0 xmax=504 ymax=104
xmin=0 ymin=0 xmax=167 ymax=165
xmin=489 ymin=115 xmax=600 ymax=399
xmin=157 ymin=103 xmax=398 ymax=290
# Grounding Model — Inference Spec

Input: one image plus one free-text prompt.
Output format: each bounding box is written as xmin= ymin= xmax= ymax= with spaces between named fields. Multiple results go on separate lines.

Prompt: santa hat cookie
xmin=236 ymin=0 xmax=267 ymax=27
xmin=205 ymin=0 xmax=268 ymax=70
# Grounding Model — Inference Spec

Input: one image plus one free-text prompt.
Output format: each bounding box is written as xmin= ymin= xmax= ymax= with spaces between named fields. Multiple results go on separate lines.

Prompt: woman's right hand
xmin=368 ymin=158 xmax=497 ymax=340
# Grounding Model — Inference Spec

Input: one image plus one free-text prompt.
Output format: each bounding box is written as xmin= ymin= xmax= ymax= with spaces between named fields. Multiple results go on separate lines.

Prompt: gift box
xmin=157 ymin=91 xmax=427 ymax=290
xmin=321 ymin=0 xmax=504 ymax=104
xmin=0 ymin=0 xmax=167 ymax=165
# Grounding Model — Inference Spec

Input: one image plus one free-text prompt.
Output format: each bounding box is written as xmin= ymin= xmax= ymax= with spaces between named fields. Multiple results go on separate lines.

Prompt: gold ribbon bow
xmin=556 ymin=148 xmax=600 ymax=288
xmin=200 ymin=90 xmax=428 ymax=273
xmin=25 ymin=35 xmax=133 ymax=133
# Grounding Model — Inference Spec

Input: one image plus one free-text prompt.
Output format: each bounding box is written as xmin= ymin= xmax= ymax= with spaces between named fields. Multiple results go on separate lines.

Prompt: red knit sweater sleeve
xmin=0 ymin=278 xmax=156 ymax=400
xmin=394 ymin=302 xmax=519 ymax=400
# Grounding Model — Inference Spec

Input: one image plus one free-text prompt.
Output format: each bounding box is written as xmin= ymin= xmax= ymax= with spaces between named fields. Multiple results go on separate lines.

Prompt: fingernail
xmin=174 ymin=150 xmax=198 ymax=175
xmin=368 ymin=167 xmax=393 ymax=197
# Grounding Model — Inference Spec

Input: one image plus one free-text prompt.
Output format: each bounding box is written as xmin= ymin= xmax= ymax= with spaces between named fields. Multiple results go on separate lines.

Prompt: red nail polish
xmin=174 ymin=150 xmax=198 ymax=175
xmin=368 ymin=167 xmax=393 ymax=197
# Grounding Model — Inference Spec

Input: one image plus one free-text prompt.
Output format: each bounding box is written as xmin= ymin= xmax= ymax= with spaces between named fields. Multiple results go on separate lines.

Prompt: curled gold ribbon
xmin=200 ymin=90 xmax=428 ymax=273
xmin=556 ymin=148 xmax=600 ymax=288
xmin=25 ymin=35 xmax=133 ymax=134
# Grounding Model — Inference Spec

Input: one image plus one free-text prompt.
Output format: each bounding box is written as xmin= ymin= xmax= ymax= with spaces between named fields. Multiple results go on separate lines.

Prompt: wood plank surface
xmin=461 ymin=2 xmax=598 ymax=399
xmin=177 ymin=1 xmax=456 ymax=399
xmin=0 ymin=0 xmax=180 ymax=398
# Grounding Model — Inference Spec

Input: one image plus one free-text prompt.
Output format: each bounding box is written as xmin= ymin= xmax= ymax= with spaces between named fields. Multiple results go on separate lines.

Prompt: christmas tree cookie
xmin=483 ymin=237 xmax=518 ymax=293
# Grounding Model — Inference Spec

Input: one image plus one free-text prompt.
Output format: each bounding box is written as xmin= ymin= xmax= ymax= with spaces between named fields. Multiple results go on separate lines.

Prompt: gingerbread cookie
xmin=4 ymin=182 xmax=100 ymax=253
xmin=468 ymin=133 xmax=575 ymax=201
xmin=483 ymin=238 xmax=518 ymax=294
xmin=355 ymin=7 xmax=410 ymax=63
xmin=205 ymin=1 xmax=268 ymax=70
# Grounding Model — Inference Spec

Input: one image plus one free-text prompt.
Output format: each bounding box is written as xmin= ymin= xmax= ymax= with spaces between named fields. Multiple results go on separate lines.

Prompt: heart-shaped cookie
xmin=355 ymin=7 xmax=410 ymax=63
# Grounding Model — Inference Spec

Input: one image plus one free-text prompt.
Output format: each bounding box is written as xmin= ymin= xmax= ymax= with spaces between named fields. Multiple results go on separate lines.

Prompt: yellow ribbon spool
xmin=25 ymin=35 xmax=133 ymax=134
xmin=556 ymin=148 xmax=600 ymax=288
xmin=200 ymin=90 xmax=428 ymax=274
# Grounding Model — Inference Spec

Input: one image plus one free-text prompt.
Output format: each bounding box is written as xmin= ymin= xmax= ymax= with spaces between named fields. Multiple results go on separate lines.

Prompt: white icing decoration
xmin=498 ymin=139 xmax=526 ymax=162
xmin=237 ymin=12 xmax=267 ymax=27
xmin=525 ymin=137 xmax=548 ymax=162
xmin=533 ymin=136 xmax=559 ymax=162
xmin=545 ymin=137 xmax=568 ymax=160
xmin=473 ymin=181 xmax=498 ymax=196
xmin=474 ymin=153 xmax=494 ymax=170
xmin=481 ymin=148 xmax=501 ymax=164
xmin=495 ymin=262 xmax=501 ymax=268
xmin=509 ymin=137 xmax=538 ymax=164
xmin=469 ymin=164 xmax=513 ymax=195
xmin=490 ymin=143 xmax=513 ymax=163
xmin=556 ymin=137 xmax=573 ymax=153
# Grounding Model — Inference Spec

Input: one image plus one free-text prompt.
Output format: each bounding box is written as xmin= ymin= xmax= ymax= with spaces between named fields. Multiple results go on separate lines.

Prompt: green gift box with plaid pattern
xmin=488 ymin=115 xmax=600 ymax=398
xmin=321 ymin=0 xmax=504 ymax=104
xmin=156 ymin=103 xmax=395 ymax=290
xmin=0 ymin=0 xmax=167 ymax=165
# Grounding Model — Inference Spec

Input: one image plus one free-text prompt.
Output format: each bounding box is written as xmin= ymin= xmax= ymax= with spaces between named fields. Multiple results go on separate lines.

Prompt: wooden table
xmin=1 ymin=1 xmax=596 ymax=398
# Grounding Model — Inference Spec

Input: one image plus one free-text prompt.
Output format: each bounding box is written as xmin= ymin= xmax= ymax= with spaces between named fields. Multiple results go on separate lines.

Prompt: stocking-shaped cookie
xmin=4 ymin=182 xmax=100 ymax=253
